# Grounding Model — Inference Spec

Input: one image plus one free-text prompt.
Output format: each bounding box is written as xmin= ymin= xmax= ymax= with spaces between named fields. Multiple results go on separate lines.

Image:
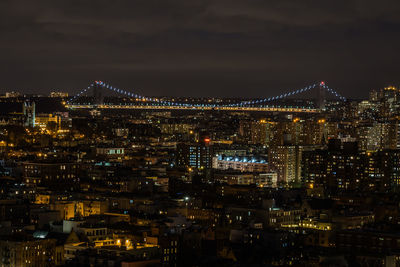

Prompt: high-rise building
xmin=300 ymin=119 xmax=327 ymax=145
xmin=239 ymin=119 xmax=271 ymax=145
xmin=302 ymin=139 xmax=400 ymax=192
xmin=369 ymin=86 xmax=400 ymax=118
xmin=357 ymin=122 xmax=398 ymax=151
xmin=23 ymin=100 xmax=35 ymax=127
xmin=269 ymin=145 xmax=303 ymax=184
xmin=176 ymin=141 xmax=214 ymax=169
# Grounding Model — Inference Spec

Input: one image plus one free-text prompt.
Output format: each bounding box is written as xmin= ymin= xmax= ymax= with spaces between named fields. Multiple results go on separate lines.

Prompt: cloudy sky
xmin=1 ymin=0 xmax=399 ymax=98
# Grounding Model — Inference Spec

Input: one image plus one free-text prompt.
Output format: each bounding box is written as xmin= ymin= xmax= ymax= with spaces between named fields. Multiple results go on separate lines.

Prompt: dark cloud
xmin=0 ymin=0 xmax=399 ymax=98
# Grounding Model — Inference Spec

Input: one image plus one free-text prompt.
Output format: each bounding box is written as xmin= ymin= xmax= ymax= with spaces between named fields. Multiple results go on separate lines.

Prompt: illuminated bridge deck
xmin=65 ymin=104 xmax=318 ymax=113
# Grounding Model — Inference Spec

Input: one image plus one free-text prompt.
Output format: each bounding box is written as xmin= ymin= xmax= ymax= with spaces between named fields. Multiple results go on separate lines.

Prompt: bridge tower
xmin=317 ymin=81 xmax=326 ymax=110
xmin=92 ymin=82 xmax=104 ymax=105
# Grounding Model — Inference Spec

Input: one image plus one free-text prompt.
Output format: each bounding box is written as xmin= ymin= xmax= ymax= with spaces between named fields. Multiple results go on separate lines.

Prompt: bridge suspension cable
xmin=322 ymin=84 xmax=347 ymax=101
xmin=67 ymin=80 xmax=346 ymax=108
xmin=227 ymin=83 xmax=319 ymax=107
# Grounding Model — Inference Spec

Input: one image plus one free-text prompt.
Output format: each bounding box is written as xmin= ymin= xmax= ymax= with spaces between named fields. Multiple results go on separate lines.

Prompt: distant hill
xmin=0 ymin=97 xmax=67 ymax=115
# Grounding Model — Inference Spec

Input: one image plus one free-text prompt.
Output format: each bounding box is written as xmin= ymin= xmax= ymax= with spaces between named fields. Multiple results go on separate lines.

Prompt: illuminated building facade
xmin=49 ymin=92 xmax=68 ymax=98
xmin=176 ymin=142 xmax=214 ymax=169
xmin=239 ymin=120 xmax=272 ymax=145
xmin=23 ymin=162 xmax=79 ymax=187
xmin=35 ymin=114 xmax=61 ymax=129
xmin=302 ymin=139 xmax=400 ymax=191
xmin=212 ymin=155 xmax=268 ymax=172
xmin=0 ymin=238 xmax=61 ymax=266
xmin=269 ymin=145 xmax=303 ymax=184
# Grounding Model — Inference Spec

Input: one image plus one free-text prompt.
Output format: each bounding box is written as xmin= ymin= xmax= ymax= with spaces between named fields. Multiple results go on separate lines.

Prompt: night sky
xmin=1 ymin=0 xmax=399 ymax=98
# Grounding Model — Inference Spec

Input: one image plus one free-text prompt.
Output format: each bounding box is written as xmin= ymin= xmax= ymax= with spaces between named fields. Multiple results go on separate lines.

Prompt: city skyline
xmin=2 ymin=1 xmax=400 ymax=266
xmin=0 ymin=80 xmax=393 ymax=101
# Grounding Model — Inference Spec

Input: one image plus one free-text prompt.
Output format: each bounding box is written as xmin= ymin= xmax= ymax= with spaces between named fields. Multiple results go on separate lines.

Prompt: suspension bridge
xmin=64 ymin=81 xmax=346 ymax=113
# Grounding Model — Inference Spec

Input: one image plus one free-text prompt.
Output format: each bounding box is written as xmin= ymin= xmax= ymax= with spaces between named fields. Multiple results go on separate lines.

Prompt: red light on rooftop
xmin=204 ymin=138 xmax=211 ymax=143
xmin=320 ymin=81 xmax=325 ymax=86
